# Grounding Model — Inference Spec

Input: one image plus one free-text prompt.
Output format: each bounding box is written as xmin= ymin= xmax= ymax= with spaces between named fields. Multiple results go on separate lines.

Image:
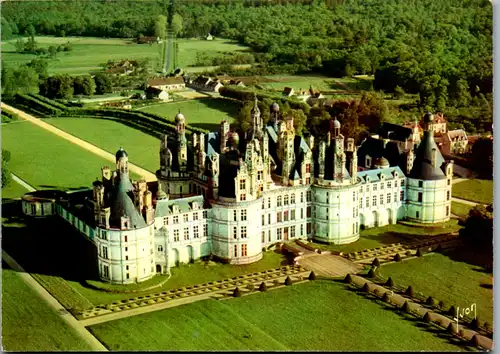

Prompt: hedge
xmin=28 ymin=93 xmax=71 ymax=111
xmin=14 ymin=94 xmax=63 ymax=116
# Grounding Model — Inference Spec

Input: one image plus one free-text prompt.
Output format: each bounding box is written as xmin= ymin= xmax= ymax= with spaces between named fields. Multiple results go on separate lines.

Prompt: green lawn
xmin=312 ymin=220 xmax=462 ymax=253
xmin=2 ymin=179 xmax=29 ymax=200
xmin=2 ymin=36 xmax=161 ymax=75
xmin=451 ymin=201 xmax=473 ymax=218
xmin=44 ymin=118 xmax=160 ymax=173
xmin=138 ymin=98 xmax=240 ymax=132
xmin=256 ymin=75 xmax=372 ymax=92
xmin=88 ymin=280 xmax=463 ymax=351
xmin=378 ymin=252 xmax=493 ymax=325
xmin=2 ymin=266 xmax=93 ymax=351
xmin=1 ymin=122 xmax=141 ymax=190
xmin=452 ymin=179 xmax=493 ymax=204
xmin=176 ymin=38 xmax=252 ymax=68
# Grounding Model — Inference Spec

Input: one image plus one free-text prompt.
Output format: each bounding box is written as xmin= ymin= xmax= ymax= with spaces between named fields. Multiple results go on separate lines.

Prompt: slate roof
xmin=148 ymin=76 xmax=185 ymax=87
xmin=218 ymin=149 xmax=240 ymax=198
xmin=409 ymin=131 xmax=446 ymax=180
xmin=379 ymin=123 xmax=412 ymax=142
xmin=109 ymin=176 xmax=147 ymax=229
xmin=155 ymin=195 xmax=205 ymax=218
xmin=357 ymin=166 xmax=405 ymax=183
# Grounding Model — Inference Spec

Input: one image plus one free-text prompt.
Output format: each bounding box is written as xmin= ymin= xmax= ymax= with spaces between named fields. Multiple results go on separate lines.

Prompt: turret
xmin=220 ymin=120 xmax=230 ymax=153
xmin=175 ymin=111 xmax=188 ymax=171
xmin=115 ymin=147 xmax=129 ymax=176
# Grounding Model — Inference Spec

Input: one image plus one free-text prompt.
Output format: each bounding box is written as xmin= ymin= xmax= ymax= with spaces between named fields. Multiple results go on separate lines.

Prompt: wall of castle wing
xmin=406 ymin=177 xmax=452 ymax=223
xmin=56 ymin=204 xmax=95 ymax=241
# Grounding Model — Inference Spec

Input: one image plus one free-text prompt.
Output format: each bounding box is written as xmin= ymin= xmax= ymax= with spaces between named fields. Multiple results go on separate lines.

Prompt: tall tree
xmin=27 ymin=58 xmax=49 ymax=80
xmin=171 ymin=13 xmax=183 ymax=37
xmin=15 ymin=66 xmax=39 ymax=95
xmin=2 ymin=149 xmax=11 ymax=188
xmin=94 ymin=73 xmax=113 ymax=95
xmin=154 ymin=15 xmax=167 ymax=39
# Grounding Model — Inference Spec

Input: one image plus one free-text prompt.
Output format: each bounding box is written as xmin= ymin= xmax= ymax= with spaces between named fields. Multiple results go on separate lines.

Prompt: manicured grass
xmin=1 ymin=122 xmax=141 ymax=190
xmin=312 ymin=220 xmax=462 ymax=253
xmin=2 ymin=36 xmax=161 ymax=75
xmin=451 ymin=201 xmax=473 ymax=218
xmin=1 ymin=179 xmax=29 ymax=199
xmin=2 ymin=266 xmax=93 ymax=351
xmin=44 ymin=118 xmax=160 ymax=173
xmin=138 ymin=98 xmax=240 ymax=132
xmin=89 ymin=280 xmax=463 ymax=351
xmin=176 ymin=38 xmax=252 ymax=68
xmin=452 ymin=179 xmax=493 ymax=204
xmin=378 ymin=252 xmax=493 ymax=324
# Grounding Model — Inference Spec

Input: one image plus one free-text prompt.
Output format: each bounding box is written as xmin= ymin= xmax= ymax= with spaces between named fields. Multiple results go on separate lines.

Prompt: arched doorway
xmin=360 ymin=214 xmax=366 ymax=230
xmin=387 ymin=208 xmax=394 ymax=225
xmin=172 ymin=248 xmax=180 ymax=267
xmin=187 ymin=245 xmax=194 ymax=263
xmin=156 ymin=264 xmax=162 ymax=273
xmin=372 ymin=211 xmax=378 ymax=227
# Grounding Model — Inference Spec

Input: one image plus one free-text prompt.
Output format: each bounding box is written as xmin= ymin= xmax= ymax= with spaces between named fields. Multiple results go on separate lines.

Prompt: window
xmin=31 ymin=204 xmax=36 ymax=215
xmin=306 ymin=164 xmax=311 ymax=173
xmin=184 ymin=214 xmax=189 ymax=223
xmin=184 ymin=227 xmax=189 ymax=240
xmin=290 ymin=194 xmax=295 ymax=204
xmin=103 ymin=265 xmax=109 ymax=279
xmin=416 ymin=211 xmax=420 ymax=218
xmin=300 ymin=192 xmax=304 ymax=203
xmin=366 ymin=198 xmax=370 ymax=208
xmin=262 ymin=231 xmax=265 ymax=243
xmin=233 ymin=210 xmax=237 ymax=221
xmin=258 ymin=171 xmax=263 ymax=180
xmin=306 ymin=177 xmax=310 ymax=184
xmin=353 ymin=191 xmax=356 ymax=201
xmin=240 ymin=179 xmax=246 ymax=190
xmin=387 ymin=182 xmax=392 ymax=188
xmin=268 ymin=214 xmax=271 ymax=224
xmin=447 ymin=179 xmax=451 ymax=186
xmin=125 ymin=255 xmax=128 ymax=260
xmin=447 ymin=191 xmax=450 ymax=200
xmin=241 ymin=226 xmax=247 ymax=238
xmin=234 ymin=245 xmax=238 ymax=257
xmin=326 ymin=208 xmax=329 ymax=220
xmin=277 ymin=196 xmax=282 ymax=207
xmin=307 ymin=206 xmax=312 ymax=218
xmin=240 ymin=194 xmax=246 ymax=201
xmin=158 ymin=245 xmax=163 ymax=252
xmin=277 ymin=228 xmax=282 ymax=240
xmin=359 ymin=198 xmax=363 ymax=209
xmin=373 ymin=184 xmax=378 ymax=191
xmin=372 ymin=196 xmax=377 ymax=206
xmin=124 ymin=235 xmax=128 ymax=242
xmin=241 ymin=210 xmax=247 ymax=221
xmin=291 ymin=225 xmax=296 ymax=238
xmin=203 ymin=224 xmax=208 ymax=237
xmin=300 ymin=224 xmax=304 ymax=236
xmin=241 ymin=244 xmax=248 ymax=257
xmin=262 ymin=199 xmax=265 ymax=209
xmin=326 ymin=192 xmax=329 ymax=203
xmin=301 ymin=208 xmax=304 ymax=219
xmin=401 ymin=179 xmax=405 ymax=186
xmin=306 ymin=191 xmax=312 ymax=202
xmin=394 ymin=192 xmax=397 ymax=203
xmin=360 ymin=186 xmax=364 ymax=193
xmin=125 ymin=247 xmax=128 ymax=252
xmin=102 ymin=231 xmax=107 ymax=240
xmin=126 ymin=265 xmax=129 ymax=270
xmin=366 ymin=185 xmax=370 ymax=192
xmin=353 ymin=208 xmax=356 ymax=217
xmin=173 ymin=216 xmax=179 ymax=224
xmin=381 ymin=182 xmax=384 ymax=190
xmin=268 ymin=230 xmax=271 ymax=242
xmin=268 ymin=198 xmax=271 ymax=208
xmin=446 ymin=206 xmax=450 ymax=216
xmin=233 ymin=226 xmax=238 ymax=239
xmin=277 ymin=212 xmax=282 ymax=223
xmin=102 ymin=246 xmax=108 ymax=259
xmin=418 ymin=192 xmax=423 ymax=203
xmin=193 ymin=212 xmax=199 ymax=221
xmin=380 ymin=195 xmax=384 ymax=205
xmin=419 ymin=181 xmax=423 ymax=188
xmin=387 ymin=193 xmax=391 ymax=204
xmin=262 ymin=214 xmax=265 ymax=226
xmin=291 ymin=209 xmax=295 ymax=220
xmin=194 ymin=225 xmax=199 ymax=238
xmin=203 ymin=211 xmax=207 ymax=219
xmin=163 ymin=217 xmax=169 ymax=226
xmin=284 ymin=210 xmax=289 ymax=222
xmin=400 ymin=191 xmax=404 ymax=201
xmin=173 ymin=229 xmax=179 ymax=242
xmin=307 ymin=223 xmax=312 ymax=234
xmin=284 ymin=195 xmax=289 ymax=205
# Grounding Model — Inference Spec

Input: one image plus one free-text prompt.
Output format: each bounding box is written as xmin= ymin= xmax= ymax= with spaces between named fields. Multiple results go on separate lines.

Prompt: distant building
xmin=282 ymin=87 xmax=295 ymax=97
xmin=137 ymin=36 xmax=161 ymax=44
xmin=435 ymin=129 xmax=468 ymax=155
xmin=189 ymin=76 xmax=224 ymax=92
xmin=145 ymin=86 xmax=169 ymax=101
xmin=147 ymin=77 xmax=185 ymax=91
xmin=422 ymin=112 xmax=447 ymax=134
xmin=206 ymin=33 xmax=214 ymax=41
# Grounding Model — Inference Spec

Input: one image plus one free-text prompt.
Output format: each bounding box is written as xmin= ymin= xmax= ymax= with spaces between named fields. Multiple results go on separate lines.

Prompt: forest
xmin=1 ymin=0 xmax=493 ymax=133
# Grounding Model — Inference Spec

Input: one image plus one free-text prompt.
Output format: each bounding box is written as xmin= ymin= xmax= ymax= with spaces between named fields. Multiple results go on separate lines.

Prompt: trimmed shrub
xmin=105 ymin=304 xmax=112 ymax=310
xmin=426 ymin=296 xmax=436 ymax=306
xmin=470 ymin=317 xmax=480 ymax=330
xmin=308 ymin=271 xmax=317 ymax=281
xmin=394 ymin=253 xmax=402 ymax=262
xmin=372 ymin=258 xmax=380 ymax=267
xmin=423 ymin=312 xmax=432 ymax=323
xmin=382 ymin=292 xmax=391 ymax=303
xmin=469 ymin=335 xmax=480 ymax=347
xmin=285 ymin=276 xmax=293 ymax=286
xmin=246 ymin=283 xmax=255 ymax=291
xmin=435 ymin=244 xmax=443 ymax=252
xmin=147 ymin=299 xmax=155 ymax=304
xmin=405 ymin=250 xmax=412 ymax=256
xmin=259 ymin=282 xmax=268 ymax=292
xmin=405 ymin=286 xmax=414 ymax=297
xmin=273 ymin=279 xmax=280 ymax=286
xmin=483 ymin=321 xmax=491 ymax=331
xmin=130 ymin=303 xmax=139 ymax=308
xmin=233 ymin=287 xmax=242 ymax=297
xmin=447 ymin=322 xmax=458 ymax=334
xmin=402 ymin=301 xmax=411 ymax=313
xmin=416 ymin=248 xmax=423 ymax=257
xmin=367 ymin=268 xmax=376 ymax=278
xmin=361 ymin=283 xmax=370 ymax=292
xmin=458 ymin=329 xmax=465 ymax=338
xmin=447 ymin=305 xmax=457 ymax=316
xmin=438 ymin=300 xmax=446 ymax=309
xmin=344 ymin=274 xmax=353 ymax=284
xmin=385 ymin=277 xmax=394 ymax=288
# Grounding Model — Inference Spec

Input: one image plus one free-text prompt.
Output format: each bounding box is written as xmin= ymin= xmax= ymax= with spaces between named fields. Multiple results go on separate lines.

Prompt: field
xmin=452 ymin=179 xmax=493 ymax=204
xmin=138 ymin=98 xmax=240 ymax=132
xmin=378 ymin=252 xmax=493 ymax=325
xmin=2 ymin=265 xmax=93 ymax=351
xmin=256 ymin=75 xmax=373 ymax=92
xmin=2 ymin=36 xmax=161 ymax=75
xmin=451 ymin=201 xmax=473 ymax=218
xmin=44 ymin=118 xmax=160 ymax=173
xmin=1 ymin=121 xmax=140 ymax=190
xmin=311 ymin=220 xmax=462 ymax=254
xmin=176 ymin=38 xmax=252 ymax=69
xmin=2 ymin=180 xmax=29 ymax=200
xmin=88 ymin=280 xmax=462 ymax=351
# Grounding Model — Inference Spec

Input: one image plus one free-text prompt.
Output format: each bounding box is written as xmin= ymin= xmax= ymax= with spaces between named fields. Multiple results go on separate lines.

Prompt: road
xmin=2 ymin=250 xmax=108 ymax=351
xmin=1 ymin=103 xmax=157 ymax=182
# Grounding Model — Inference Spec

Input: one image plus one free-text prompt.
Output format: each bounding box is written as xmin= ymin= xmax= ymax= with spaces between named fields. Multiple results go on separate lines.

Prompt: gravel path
xmin=11 ymin=173 xmax=36 ymax=192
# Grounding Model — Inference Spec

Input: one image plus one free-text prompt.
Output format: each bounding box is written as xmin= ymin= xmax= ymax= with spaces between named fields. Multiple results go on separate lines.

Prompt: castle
xmin=21 ymin=100 xmax=453 ymax=284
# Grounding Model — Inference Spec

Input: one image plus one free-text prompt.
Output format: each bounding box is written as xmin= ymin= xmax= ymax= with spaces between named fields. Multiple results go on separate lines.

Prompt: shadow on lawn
xmin=38 ymin=185 xmax=90 ymax=191
xmin=2 ymin=201 xmax=100 ymax=284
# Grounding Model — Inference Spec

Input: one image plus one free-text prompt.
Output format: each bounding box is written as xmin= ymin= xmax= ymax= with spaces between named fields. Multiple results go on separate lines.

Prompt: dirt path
xmin=1 ymin=103 xmax=157 ymax=182
xmin=297 ymin=254 xmax=363 ymax=277
xmin=11 ymin=173 xmax=36 ymax=192
xmin=2 ymin=250 xmax=108 ymax=351
xmin=452 ymin=196 xmax=485 ymax=207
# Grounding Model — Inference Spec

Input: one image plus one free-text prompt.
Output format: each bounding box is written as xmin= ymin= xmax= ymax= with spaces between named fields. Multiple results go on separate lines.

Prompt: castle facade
xmin=21 ymin=102 xmax=453 ymax=284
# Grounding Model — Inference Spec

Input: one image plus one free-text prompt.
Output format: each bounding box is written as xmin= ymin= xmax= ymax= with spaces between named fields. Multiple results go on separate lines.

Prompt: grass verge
xmin=452 ymin=179 xmax=493 ymax=204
